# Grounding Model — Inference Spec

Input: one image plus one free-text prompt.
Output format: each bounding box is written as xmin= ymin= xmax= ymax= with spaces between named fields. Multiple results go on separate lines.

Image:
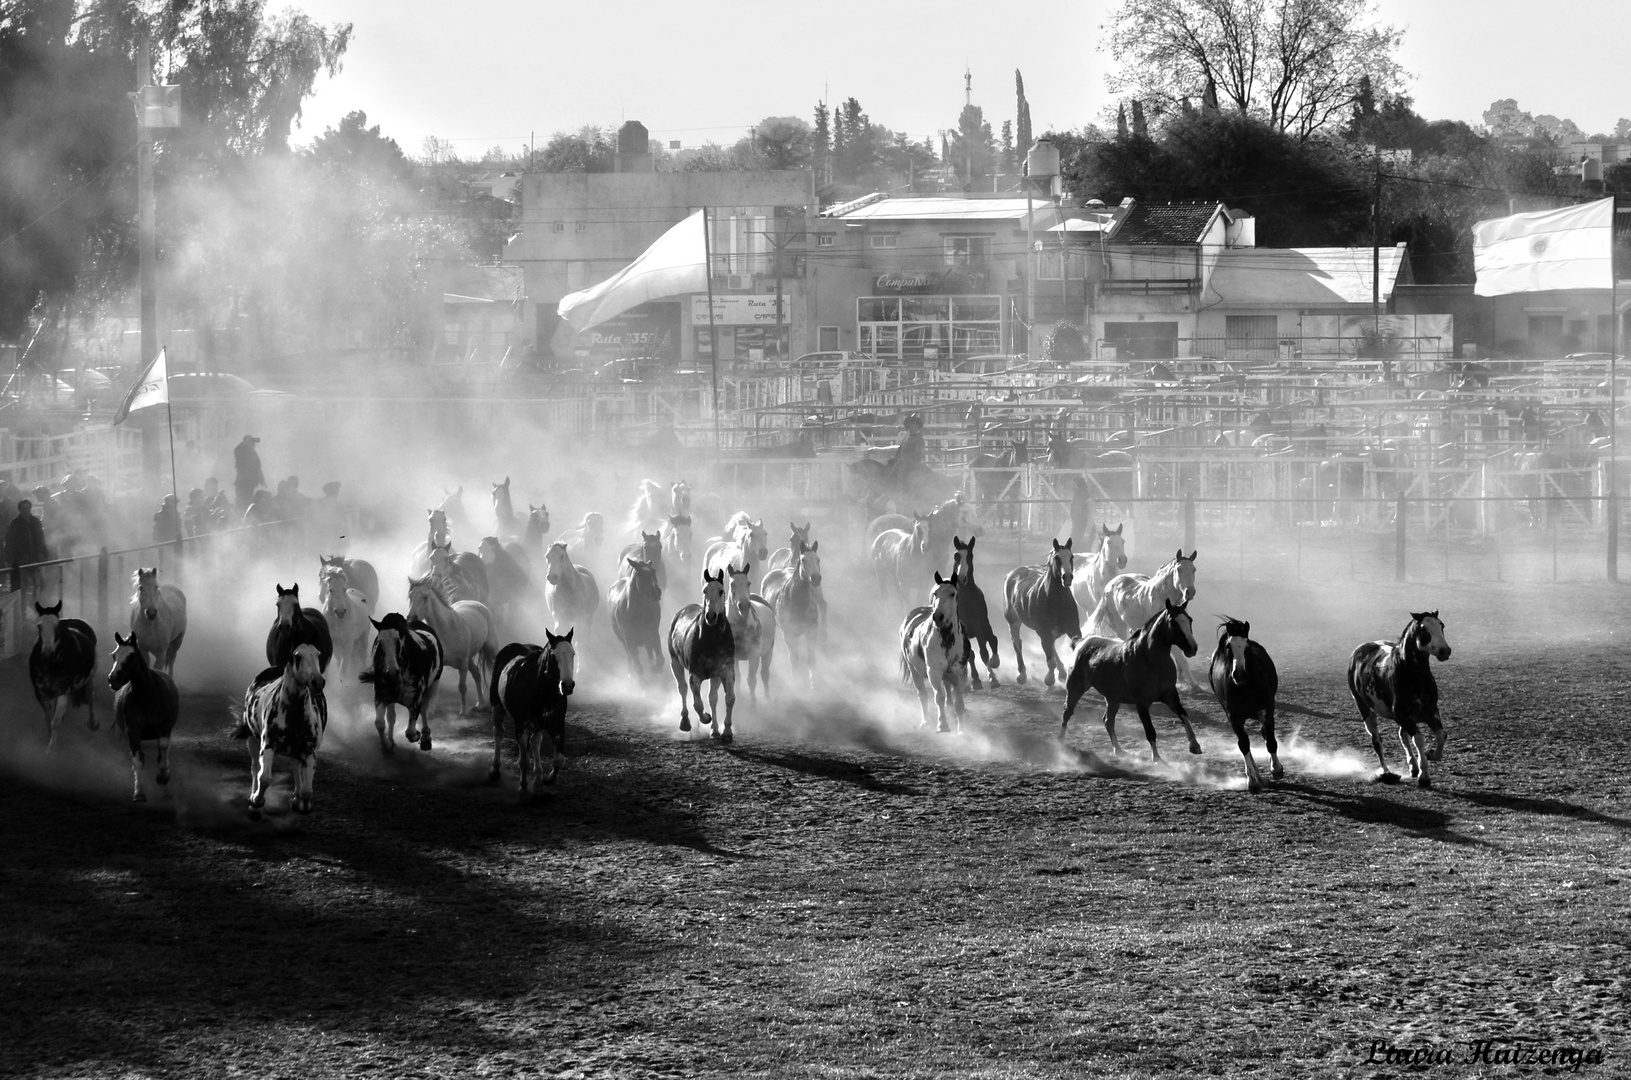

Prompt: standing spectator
xmin=233 ymin=435 xmax=265 ymax=511
xmin=5 ymin=498 xmax=50 ymax=599
xmin=152 ymin=494 xmax=182 ymax=545
xmin=202 ymin=477 xmax=231 ymax=529
xmin=184 ymin=488 xmax=206 ymax=537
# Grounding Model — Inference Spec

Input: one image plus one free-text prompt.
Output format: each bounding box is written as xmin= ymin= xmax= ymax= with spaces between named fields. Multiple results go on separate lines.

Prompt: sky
xmin=285 ymin=0 xmax=1631 ymax=159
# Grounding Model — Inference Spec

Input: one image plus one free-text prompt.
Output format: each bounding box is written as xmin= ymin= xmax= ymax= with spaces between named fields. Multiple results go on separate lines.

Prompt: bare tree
xmin=1105 ymin=0 xmax=1405 ymax=140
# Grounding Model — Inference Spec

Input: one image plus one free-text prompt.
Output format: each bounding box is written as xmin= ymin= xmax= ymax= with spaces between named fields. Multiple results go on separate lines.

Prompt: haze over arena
xmin=289 ymin=0 xmax=1631 ymax=156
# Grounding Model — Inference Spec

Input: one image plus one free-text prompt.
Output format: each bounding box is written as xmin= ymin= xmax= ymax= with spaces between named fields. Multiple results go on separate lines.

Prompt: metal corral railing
xmin=0 ymin=425 xmax=143 ymax=490
xmin=0 ymin=517 xmax=300 ymax=660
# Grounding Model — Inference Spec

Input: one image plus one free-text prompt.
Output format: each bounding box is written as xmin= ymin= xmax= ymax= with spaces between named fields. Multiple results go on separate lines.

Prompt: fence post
xmin=1394 ymin=494 xmax=1407 ymax=582
xmin=1182 ymin=494 xmax=1195 ymax=553
xmin=1609 ymin=492 xmax=1619 ymax=583
xmin=97 ymin=546 xmax=109 ymax=634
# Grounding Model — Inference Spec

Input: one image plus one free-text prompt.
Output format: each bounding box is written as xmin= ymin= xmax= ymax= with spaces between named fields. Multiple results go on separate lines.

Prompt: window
xmin=552 ymin=221 xmax=564 ymax=234
xmin=818 ymin=325 xmax=840 ymax=350
xmin=944 ymin=236 xmax=992 ymax=266
xmin=575 ymin=221 xmax=587 ymax=233
xmin=869 ymin=233 xmax=898 ymax=249
xmin=857 ymin=294 xmax=1002 ymax=360
xmin=1225 ymin=315 xmax=1278 ymax=360
xmin=816 ymin=233 xmax=835 ymax=248
xmin=1104 ymin=322 xmax=1179 ymax=361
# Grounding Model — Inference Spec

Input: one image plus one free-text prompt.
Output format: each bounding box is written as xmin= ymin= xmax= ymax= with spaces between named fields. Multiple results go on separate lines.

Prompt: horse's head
xmin=700 ymin=568 xmax=728 ymax=625
xmin=794 ymin=540 xmax=822 ymax=588
xmin=34 ymin=600 xmax=63 ymax=652
xmin=1101 ymin=523 xmax=1127 ymax=570
xmin=405 ymin=576 xmax=439 ymax=620
xmin=108 ymin=631 xmax=143 ymax=690
xmin=909 ymin=513 xmax=930 ymax=553
xmin=289 ymin=643 xmax=325 ymax=694
xmin=544 ymin=541 xmax=569 ymax=585
xmin=1172 ymin=549 xmax=1198 ymax=601
xmin=134 ymin=567 xmax=160 ymax=619
xmin=641 ymin=530 xmax=662 ymax=560
xmin=583 ymin=512 xmax=605 ymax=540
xmin=479 ymin=536 xmax=503 ymax=565
xmin=666 ymin=515 xmax=693 ymax=561
xmin=671 ymin=481 xmax=691 ymax=514
xmin=727 ymin=561 xmax=753 ymax=613
xmin=928 ymin=570 xmax=959 ymax=629
xmin=527 ymin=503 xmax=550 ymax=537
xmin=1163 ymin=598 xmax=1198 ymax=658
xmin=1410 ymin=610 xmax=1451 ymax=662
xmin=492 ymin=476 xmax=511 ymax=511
xmin=624 ymin=556 xmax=659 ymax=598
xmin=427 ymin=507 xmax=449 ymax=544
xmin=545 ymin=627 xmax=577 ymax=697
xmin=1217 ymin=616 xmax=1251 ymax=687
xmin=318 ymin=566 xmax=348 ymax=610
xmin=788 ymin=521 xmax=811 ymax=549
xmin=369 ymin=613 xmax=406 ymax=675
xmin=274 ymin=583 xmax=301 ymax=627
xmin=428 ymin=538 xmax=455 ymax=574
xmin=747 ymin=519 xmax=769 ymax=563
xmin=1049 ymin=539 xmax=1074 ymax=588
xmin=952 ymin=535 xmax=975 ymax=578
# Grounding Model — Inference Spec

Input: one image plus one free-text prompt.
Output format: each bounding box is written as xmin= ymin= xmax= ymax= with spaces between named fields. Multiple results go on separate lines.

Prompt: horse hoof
xmin=487 ymin=769 xmax=501 ymax=785
xmin=1417 ymin=775 xmax=1433 ymax=790
xmin=679 ymin=717 xmax=691 ymax=732
xmin=1426 ymin=748 xmax=1443 ymax=762
xmin=248 ymin=806 xmax=262 ymax=821
xmin=1015 ymin=673 xmax=1028 ymax=686
xmin=157 ymin=770 xmax=170 ymax=785
xmin=1247 ymin=778 xmax=1262 ymax=794
xmin=1271 ymin=766 xmax=1285 ymax=780
xmin=87 ymin=719 xmax=99 ymax=731
xmin=1375 ymin=771 xmax=1400 ymax=785
xmin=1188 ymin=743 xmax=1202 ymax=756
xmin=381 ymin=744 xmax=395 ymax=758
xmin=719 ymin=731 xmax=734 ymax=745
xmin=419 ymin=737 xmax=432 ymax=752
xmin=937 ymin=723 xmax=951 ymax=733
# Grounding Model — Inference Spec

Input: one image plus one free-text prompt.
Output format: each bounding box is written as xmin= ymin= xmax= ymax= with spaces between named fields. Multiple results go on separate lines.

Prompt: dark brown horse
xmin=1002 ymin=539 xmax=1079 ymax=687
xmin=1209 ymin=617 xmax=1282 ymax=793
xmin=951 ymin=536 xmax=1000 ymax=688
xmin=488 ymin=630 xmax=577 ymax=797
xmin=667 ymin=569 xmax=736 ymax=742
xmin=266 ymin=583 xmax=333 ymax=672
xmin=1061 ymin=598 xmax=1201 ymax=760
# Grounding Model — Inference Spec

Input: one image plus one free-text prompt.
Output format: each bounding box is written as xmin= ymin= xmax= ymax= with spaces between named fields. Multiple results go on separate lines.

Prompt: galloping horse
xmin=435 ymin=487 xmax=470 ymax=538
xmin=318 ymin=566 xmax=372 ymax=676
xmin=409 ymin=508 xmax=452 ymax=577
xmin=128 ymin=567 xmax=187 ymax=675
xmin=543 ymin=541 xmax=599 ymax=637
xmin=767 ymin=523 xmax=826 ymax=634
xmin=491 ymin=477 xmax=521 ymax=539
xmin=1003 ymin=539 xmax=1080 ymax=687
xmin=319 ymin=555 xmax=379 ymax=613
xmin=267 ymin=582 xmax=334 ymax=673
xmin=899 ymin=571 xmax=967 ymax=733
xmin=30 ymin=601 xmax=97 ymax=749
xmin=108 ymin=631 xmax=180 ymax=803
xmin=668 ymin=569 xmax=736 ymax=741
xmin=1087 ymin=550 xmax=1201 ymax=690
xmin=488 ymin=629 xmax=576 ymax=798
xmin=557 ymin=512 xmax=605 ymax=569
xmin=242 ymin=643 xmax=328 ymax=818
xmin=870 ymin=516 xmax=933 ymax=600
xmin=1070 ymin=523 xmax=1127 ymax=619
xmin=661 ymin=514 xmax=693 ymax=589
xmin=703 ymin=513 xmax=769 ymax=579
xmin=1210 ymin=617 xmax=1283 ymax=793
xmin=478 ymin=535 xmax=532 ymax=634
xmin=608 ymin=557 xmax=664 ymax=677
xmin=951 ymin=536 xmax=1000 ymax=688
xmin=428 ymin=538 xmax=490 ymax=604
xmin=618 ymin=530 xmax=667 ymax=592
xmin=627 ymin=478 xmax=674 ymax=536
xmin=761 ymin=540 xmax=822 ymax=689
xmin=407 ymin=575 xmax=497 ymax=717
xmin=726 ymin=561 xmax=777 ymax=704
xmin=864 ymin=493 xmax=977 ymax=560
xmin=1347 ymin=611 xmax=1452 ymax=788
xmin=360 ymin=612 xmax=443 ymax=755
xmin=524 ymin=503 xmax=552 ymax=554
xmin=1061 ymin=598 xmax=1202 ymax=761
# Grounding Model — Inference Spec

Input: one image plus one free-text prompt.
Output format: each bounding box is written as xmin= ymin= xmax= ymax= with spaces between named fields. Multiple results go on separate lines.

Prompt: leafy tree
xmin=1105 ymin=0 xmax=1404 ymax=140
xmin=738 ymin=115 xmax=812 ymax=169
xmin=308 ymin=110 xmax=411 ymax=179
xmin=947 ymin=103 xmax=994 ymax=186
xmin=533 ymin=126 xmax=614 ymax=172
xmin=1015 ymin=69 xmax=1033 ymax=161
xmin=1000 ymin=120 xmax=1015 ymax=174
xmin=812 ymin=101 xmax=830 ymax=178
xmin=1481 ymin=98 xmax=1535 ymax=139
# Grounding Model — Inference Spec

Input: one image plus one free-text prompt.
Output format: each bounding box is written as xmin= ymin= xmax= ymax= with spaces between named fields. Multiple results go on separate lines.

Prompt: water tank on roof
xmin=1026 ymin=139 xmax=1060 ymax=179
xmin=618 ymin=121 xmax=649 ymax=156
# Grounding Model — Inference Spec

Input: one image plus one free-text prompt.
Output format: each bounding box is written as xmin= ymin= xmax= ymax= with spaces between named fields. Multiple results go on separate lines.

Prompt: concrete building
xmin=501 ymin=124 xmax=815 ymax=364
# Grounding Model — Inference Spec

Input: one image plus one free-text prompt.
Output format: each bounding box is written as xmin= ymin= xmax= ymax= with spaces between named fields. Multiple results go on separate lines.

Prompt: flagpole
xmin=1610 ymin=194 xmax=1619 ymax=583
xmin=702 ymin=206 xmax=720 ymax=452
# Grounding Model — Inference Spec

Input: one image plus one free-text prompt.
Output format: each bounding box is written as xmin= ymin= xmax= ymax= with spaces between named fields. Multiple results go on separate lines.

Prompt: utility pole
xmin=136 ymin=33 xmax=161 ymax=488
xmin=751 ymin=219 xmax=806 ymax=362
xmin=1372 ymin=155 xmax=1382 ymax=332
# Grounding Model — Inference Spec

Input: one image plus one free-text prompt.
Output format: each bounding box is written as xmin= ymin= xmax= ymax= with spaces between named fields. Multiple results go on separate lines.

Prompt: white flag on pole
xmin=1473 ymin=197 xmax=1614 ymax=297
xmin=113 ymin=347 xmax=168 ymax=425
xmin=557 ymin=209 xmax=708 ymax=332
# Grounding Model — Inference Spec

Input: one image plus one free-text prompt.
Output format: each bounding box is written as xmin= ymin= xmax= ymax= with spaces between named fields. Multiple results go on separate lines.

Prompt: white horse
xmin=557 ymin=512 xmax=605 ymax=569
xmin=899 ymin=571 xmax=967 ymax=733
xmin=543 ymin=541 xmax=600 ymax=637
xmin=703 ymin=513 xmax=769 ymax=579
xmin=661 ymin=514 xmax=693 ymax=595
xmin=319 ymin=565 xmax=372 ymax=677
xmin=128 ymin=567 xmax=187 ymax=675
xmin=870 ymin=516 xmax=932 ymax=600
xmin=1086 ymin=549 xmax=1202 ymax=690
xmin=725 ymin=561 xmax=777 ymax=703
xmin=406 ymin=575 xmax=497 ymax=713
xmin=409 ymin=508 xmax=452 ymax=578
xmin=626 ymin=479 xmax=670 ymax=536
xmin=1070 ymin=523 xmax=1128 ymax=623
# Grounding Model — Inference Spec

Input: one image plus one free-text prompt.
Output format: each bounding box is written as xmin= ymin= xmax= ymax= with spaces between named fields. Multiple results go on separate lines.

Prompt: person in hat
xmin=885 ymin=413 xmax=927 ymax=493
xmin=234 ymin=435 xmax=265 ymax=511
xmin=5 ymin=497 xmax=49 ymax=598
xmin=152 ymin=493 xmax=182 ymax=545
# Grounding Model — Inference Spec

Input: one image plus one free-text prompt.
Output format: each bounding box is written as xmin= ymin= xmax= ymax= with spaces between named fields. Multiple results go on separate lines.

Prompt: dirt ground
xmin=2 ymin=557 xmax=1627 ymax=1078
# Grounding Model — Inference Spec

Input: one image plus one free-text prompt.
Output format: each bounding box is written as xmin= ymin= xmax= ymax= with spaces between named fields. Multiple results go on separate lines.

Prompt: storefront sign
xmin=873 ymin=268 xmax=989 ymax=294
xmin=874 ymin=272 xmax=939 ymax=293
xmin=689 ymin=294 xmax=786 ymax=326
xmin=570 ymin=304 xmax=680 ymax=358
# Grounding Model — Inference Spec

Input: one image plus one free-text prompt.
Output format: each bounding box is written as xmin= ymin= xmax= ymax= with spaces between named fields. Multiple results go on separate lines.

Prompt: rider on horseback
xmin=883 ymin=413 xmax=927 ymax=493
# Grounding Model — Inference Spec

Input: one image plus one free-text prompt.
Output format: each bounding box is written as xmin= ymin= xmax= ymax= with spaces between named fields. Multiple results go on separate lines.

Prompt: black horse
xmin=951 ymin=536 xmax=1000 ymax=688
xmin=1002 ymin=539 xmax=1079 ymax=687
xmin=266 ymin=583 xmax=334 ymax=672
xmin=667 ymin=569 xmax=736 ymax=742
xmin=1209 ymin=617 xmax=1282 ymax=793
xmin=1061 ymin=598 xmax=1202 ymax=760
xmin=108 ymin=631 xmax=181 ymax=803
xmin=488 ymin=630 xmax=577 ymax=798
xmin=30 ymin=601 xmax=98 ymax=748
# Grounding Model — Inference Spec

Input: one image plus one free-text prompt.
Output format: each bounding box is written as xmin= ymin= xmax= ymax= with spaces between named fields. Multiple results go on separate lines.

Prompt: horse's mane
xmin=1216 ymin=616 xmax=1249 ymax=642
xmin=407 ymin=575 xmax=452 ymax=606
xmin=724 ymin=511 xmax=753 ymax=534
xmin=129 ymin=568 xmax=158 ymax=602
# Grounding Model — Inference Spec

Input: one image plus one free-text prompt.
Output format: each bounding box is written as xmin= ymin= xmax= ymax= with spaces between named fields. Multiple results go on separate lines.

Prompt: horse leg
xmin=1005 ymin=610 xmax=1028 ymax=685
xmin=671 ymin=657 xmax=691 ymax=732
xmin=982 ymin=634 xmax=1000 ymax=687
xmin=1397 ymin=722 xmax=1423 ymax=782
xmin=910 ymin=664 xmax=934 ymax=729
xmin=690 ymin=673 xmax=710 ymax=731
xmin=1263 ymin=704 xmax=1284 ymax=781
xmin=1360 ymin=711 xmax=1398 ymax=783
xmin=1041 ymin=635 xmax=1067 ymax=689
xmin=927 ymin=663 xmax=951 ymax=733
xmin=1172 ymin=646 xmax=1203 ymax=691
xmin=947 ymin=662 xmax=967 ymax=733
xmin=1059 ymin=672 xmax=1084 ymax=740
xmin=418 ymin=696 xmax=434 ymax=752
xmin=705 ymin=676 xmax=721 ymax=739
xmin=517 ymin=728 xmax=533 ymax=797
xmin=130 ymin=743 xmax=148 ymax=803
xmin=720 ymin=673 xmax=736 ymax=744
xmin=488 ymin=701 xmax=505 ymax=784
xmin=1231 ymin=712 xmax=1262 ymax=794
xmin=1101 ymin=700 xmax=1125 ymax=756
xmin=295 ymin=756 xmax=315 ymax=814
xmin=455 ymin=663 xmax=469 ymax=715
xmin=1160 ymin=689 xmax=1202 ymax=755
xmin=1135 ymin=704 xmax=1163 ymax=763
xmin=963 ymin=635 xmax=983 ymax=690
xmin=156 ymin=735 xmax=172 ymax=787
xmin=251 ymin=740 xmax=275 ymax=815
xmin=42 ymin=697 xmax=64 ymax=751
xmin=377 ymin=701 xmax=395 ymax=756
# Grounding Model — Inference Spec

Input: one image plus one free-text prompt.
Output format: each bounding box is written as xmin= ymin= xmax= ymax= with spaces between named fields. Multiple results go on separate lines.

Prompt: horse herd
xmin=20 ymin=474 xmax=1455 ymax=818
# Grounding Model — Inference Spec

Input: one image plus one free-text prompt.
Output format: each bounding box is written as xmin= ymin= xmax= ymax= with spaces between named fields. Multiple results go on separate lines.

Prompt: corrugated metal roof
xmin=1209 ymin=247 xmax=1409 ymax=306
xmin=1112 ymin=201 xmax=1224 ymax=245
xmin=822 ymin=196 xmax=1042 ymax=222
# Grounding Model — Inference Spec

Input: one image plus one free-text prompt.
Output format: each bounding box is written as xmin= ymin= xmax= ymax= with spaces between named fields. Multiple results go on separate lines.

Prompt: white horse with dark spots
xmin=1347 ymin=611 xmax=1452 ymax=788
xmin=667 ymin=569 xmax=736 ymax=742
xmin=29 ymin=601 xmax=97 ymax=749
xmin=108 ymin=631 xmax=180 ymax=803
xmin=899 ymin=571 xmax=967 ymax=733
xmin=242 ymin=643 xmax=329 ymax=818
